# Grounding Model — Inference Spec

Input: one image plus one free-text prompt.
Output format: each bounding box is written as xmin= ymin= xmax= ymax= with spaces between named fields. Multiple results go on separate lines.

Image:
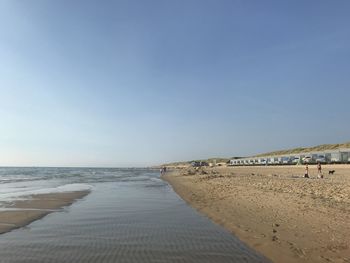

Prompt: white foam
xmin=0 ymin=184 xmax=93 ymax=202
xmin=150 ymin=178 xmax=163 ymax=183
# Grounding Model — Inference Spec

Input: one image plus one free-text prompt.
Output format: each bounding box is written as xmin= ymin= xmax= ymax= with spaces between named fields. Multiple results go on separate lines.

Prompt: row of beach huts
xmin=229 ymin=148 xmax=350 ymax=166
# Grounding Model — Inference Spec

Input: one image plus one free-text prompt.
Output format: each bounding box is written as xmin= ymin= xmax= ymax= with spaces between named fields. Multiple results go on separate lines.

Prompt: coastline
xmin=0 ymin=191 xmax=90 ymax=235
xmin=163 ymin=165 xmax=350 ymax=263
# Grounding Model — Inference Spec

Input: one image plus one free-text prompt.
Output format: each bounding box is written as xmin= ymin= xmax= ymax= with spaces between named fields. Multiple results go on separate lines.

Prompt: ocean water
xmin=0 ymin=168 xmax=269 ymax=262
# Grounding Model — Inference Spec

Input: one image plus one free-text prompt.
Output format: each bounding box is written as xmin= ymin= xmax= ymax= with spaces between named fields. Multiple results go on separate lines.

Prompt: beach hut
xmin=331 ymin=152 xmax=341 ymax=163
xmin=340 ymin=151 xmax=349 ymax=163
xmin=279 ymin=157 xmax=284 ymax=164
xmin=259 ymin=158 xmax=267 ymax=165
xmin=325 ymin=153 xmax=332 ymax=163
xmin=290 ymin=156 xmax=300 ymax=164
xmin=315 ymin=153 xmax=327 ymax=163
xmin=267 ymin=157 xmax=274 ymax=165
xmin=281 ymin=156 xmax=290 ymax=164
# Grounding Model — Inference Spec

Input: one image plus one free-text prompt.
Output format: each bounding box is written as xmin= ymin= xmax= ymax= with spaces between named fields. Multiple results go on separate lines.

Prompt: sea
xmin=0 ymin=167 xmax=269 ymax=263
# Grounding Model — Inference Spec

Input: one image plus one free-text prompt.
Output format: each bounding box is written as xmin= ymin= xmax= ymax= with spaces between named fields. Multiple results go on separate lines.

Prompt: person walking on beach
xmin=160 ymin=167 xmax=166 ymax=175
xmin=317 ymin=162 xmax=323 ymax=178
xmin=304 ymin=164 xmax=309 ymax=178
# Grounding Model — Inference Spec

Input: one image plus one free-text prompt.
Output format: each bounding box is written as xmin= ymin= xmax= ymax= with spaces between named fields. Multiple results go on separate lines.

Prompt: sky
xmin=0 ymin=0 xmax=349 ymax=167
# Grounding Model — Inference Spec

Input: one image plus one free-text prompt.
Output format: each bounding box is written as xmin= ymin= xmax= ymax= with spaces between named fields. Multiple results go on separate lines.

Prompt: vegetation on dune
xmin=254 ymin=142 xmax=350 ymax=157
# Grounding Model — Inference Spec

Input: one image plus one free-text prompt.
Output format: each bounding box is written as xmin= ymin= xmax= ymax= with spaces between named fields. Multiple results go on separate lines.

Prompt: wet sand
xmin=163 ymin=165 xmax=350 ymax=263
xmin=0 ymin=191 xmax=90 ymax=234
xmin=0 ymin=170 xmax=269 ymax=263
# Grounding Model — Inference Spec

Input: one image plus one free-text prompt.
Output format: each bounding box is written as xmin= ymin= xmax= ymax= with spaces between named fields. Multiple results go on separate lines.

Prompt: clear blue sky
xmin=1 ymin=0 xmax=349 ymax=167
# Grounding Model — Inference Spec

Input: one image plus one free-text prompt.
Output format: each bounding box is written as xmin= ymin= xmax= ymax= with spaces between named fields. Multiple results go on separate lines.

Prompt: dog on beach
xmin=328 ymin=170 xmax=335 ymax=175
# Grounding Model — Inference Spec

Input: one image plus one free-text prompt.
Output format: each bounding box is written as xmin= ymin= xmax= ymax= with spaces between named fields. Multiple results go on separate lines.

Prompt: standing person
xmin=304 ymin=164 xmax=309 ymax=178
xmin=317 ymin=162 xmax=323 ymax=178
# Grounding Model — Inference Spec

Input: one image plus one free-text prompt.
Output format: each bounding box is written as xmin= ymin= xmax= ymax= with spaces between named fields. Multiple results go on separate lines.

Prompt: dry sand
xmin=0 ymin=191 xmax=89 ymax=234
xmin=163 ymin=165 xmax=350 ymax=263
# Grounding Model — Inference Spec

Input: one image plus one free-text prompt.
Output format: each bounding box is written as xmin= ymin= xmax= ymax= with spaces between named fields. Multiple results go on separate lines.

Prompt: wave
xmin=0 ymin=183 xmax=93 ymax=202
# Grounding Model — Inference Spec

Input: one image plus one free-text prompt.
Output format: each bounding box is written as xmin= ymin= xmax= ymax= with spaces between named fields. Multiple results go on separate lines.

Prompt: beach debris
xmin=186 ymin=169 xmax=196 ymax=176
xmin=272 ymin=235 xmax=279 ymax=241
xmin=198 ymin=173 xmax=225 ymax=181
xmin=267 ymin=173 xmax=278 ymax=177
xmin=273 ymin=229 xmax=277 ymax=233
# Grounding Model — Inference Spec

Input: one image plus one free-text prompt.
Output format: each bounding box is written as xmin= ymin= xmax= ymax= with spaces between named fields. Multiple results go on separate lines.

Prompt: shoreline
xmin=0 ymin=191 xmax=90 ymax=235
xmin=163 ymin=165 xmax=350 ymax=263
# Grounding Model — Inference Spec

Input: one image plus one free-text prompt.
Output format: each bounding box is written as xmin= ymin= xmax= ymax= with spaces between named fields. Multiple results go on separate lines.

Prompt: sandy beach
xmin=163 ymin=165 xmax=350 ymax=263
xmin=0 ymin=191 xmax=90 ymax=234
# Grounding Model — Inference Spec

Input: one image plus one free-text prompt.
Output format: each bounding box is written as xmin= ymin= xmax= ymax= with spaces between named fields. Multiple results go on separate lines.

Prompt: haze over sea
xmin=0 ymin=167 xmax=269 ymax=263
